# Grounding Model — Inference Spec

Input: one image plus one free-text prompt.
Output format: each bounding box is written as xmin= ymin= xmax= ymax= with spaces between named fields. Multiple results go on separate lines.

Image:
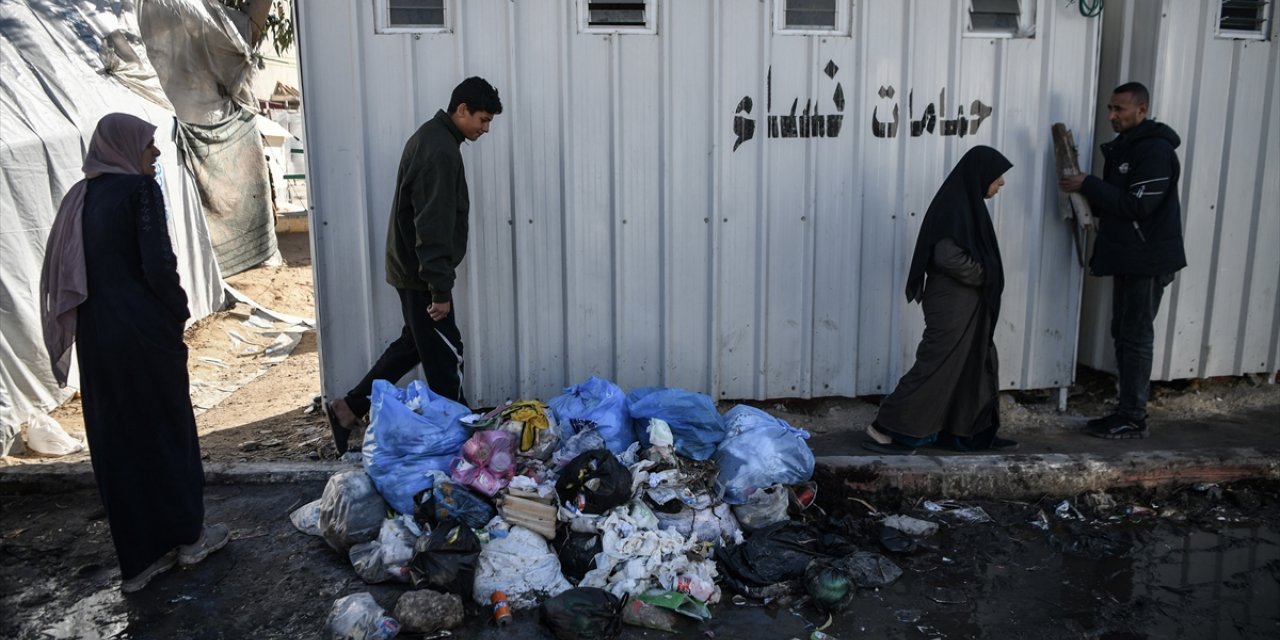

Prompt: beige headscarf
xmin=40 ymin=113 xmax=158 ymax=386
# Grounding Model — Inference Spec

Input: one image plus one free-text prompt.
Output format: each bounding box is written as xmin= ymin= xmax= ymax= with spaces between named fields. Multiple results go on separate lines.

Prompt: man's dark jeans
xmin=1111 ymin=273 xmax=1173 ymax=419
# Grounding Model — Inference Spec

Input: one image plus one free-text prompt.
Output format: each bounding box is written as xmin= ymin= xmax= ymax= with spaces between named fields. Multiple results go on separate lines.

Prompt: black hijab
xmin=905 ymin=145 xmax=1012 ymax=318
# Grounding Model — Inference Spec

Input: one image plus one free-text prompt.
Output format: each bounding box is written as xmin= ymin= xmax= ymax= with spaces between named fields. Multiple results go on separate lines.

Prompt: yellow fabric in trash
xmin=503 ymin=400 xmax=551 ymax=451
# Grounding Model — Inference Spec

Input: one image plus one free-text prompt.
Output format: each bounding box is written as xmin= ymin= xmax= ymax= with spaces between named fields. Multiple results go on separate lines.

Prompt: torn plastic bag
xmin=650 ymin=501 xmax=694 ymax=537
xmin=474 ymin=525 xmax=573 ymax=609
xmin=716 ymin=521 xmax=855 ymax=591
xmin=497 ymin=400 xmax=558 ymax=453
xmin=364 ymin=379 xmax=470 ymax=514
xmin=449 ymin=430 xmax=515 ymax=496
xmin=350 ymin=516 xmax=420 ymax=584
xmin=552 ymin=424 xmax=608 ymax=469
xmin=713 ymin=405 xmax=814 ymax=505
xmin=636 ymin=590 xmax=711 ymax=621
xmin=692 ymin=503 xmax=742 ymax=544
xmin=409 ymin=519 xmax=481 ymax=601
xmin=548 ymin=377 xmax=635 ymax=454
xmin=319 ymin=470 xmax=390 ymax=554
xmin=325 ymin=592 xmax=399 ymax=640
xmin=540 ymin=587 xmax=626 ymax=640
xmin=556 ymin=449 xmax=633 ymax=515
xmin=291 ymin=498 xmax=323 ymax=536
xmin=414 ymin=481 xmax=497 ymax=530
xmin=556 ymin=530 xmax=603 ymax=584
xmin=731 ymin=484 xmax=790 ymax=532
xmin=626 ymin=387 xmax=725 ymax=461
xmin=838 ymin=551 xmax=903 ymax=587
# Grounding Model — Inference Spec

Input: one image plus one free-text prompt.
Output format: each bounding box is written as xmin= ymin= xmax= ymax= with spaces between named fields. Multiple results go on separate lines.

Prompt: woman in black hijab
xmin=864 ymin=146 xmax=1018 ymax=454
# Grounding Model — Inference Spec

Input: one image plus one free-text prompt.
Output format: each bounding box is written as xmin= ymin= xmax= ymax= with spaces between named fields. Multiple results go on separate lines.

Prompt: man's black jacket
xmin=1081 ymin=119 xmax=1187 ymax=276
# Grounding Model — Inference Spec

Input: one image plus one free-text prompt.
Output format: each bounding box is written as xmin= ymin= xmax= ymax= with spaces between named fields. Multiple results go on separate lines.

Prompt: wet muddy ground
xmin=2 ymin=479 xmax=1276 ymax=639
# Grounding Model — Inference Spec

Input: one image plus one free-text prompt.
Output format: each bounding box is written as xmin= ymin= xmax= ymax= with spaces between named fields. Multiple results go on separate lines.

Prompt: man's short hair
xmin=448 ymin=77 xmax=503 ymax=115
xmin=1113 ymin=82 xmax=1150 ymax=107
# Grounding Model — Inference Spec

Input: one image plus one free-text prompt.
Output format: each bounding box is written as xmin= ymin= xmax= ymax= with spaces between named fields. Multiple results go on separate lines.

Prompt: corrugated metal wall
xmin=298 ymin=0 xmax=1103 ymax=406
xmin=1080 ymin=0 xmax=1280 ymax=380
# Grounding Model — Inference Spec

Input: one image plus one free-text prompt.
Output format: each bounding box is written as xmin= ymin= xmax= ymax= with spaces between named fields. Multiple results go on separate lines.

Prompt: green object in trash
xmin=636 ymin=591 xmax=711 ymax=621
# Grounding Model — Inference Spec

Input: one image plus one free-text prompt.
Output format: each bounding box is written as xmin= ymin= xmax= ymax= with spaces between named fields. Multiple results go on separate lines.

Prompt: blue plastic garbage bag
xmin=713 ymin=405 xmax=814 ymax=504
xmin=364 ymin=379 xmax=471 ymax=514
xmin=627 ymin=387 xmax=725 ymax=461
xmin=547 ymin=377 xmax=634 ymax=453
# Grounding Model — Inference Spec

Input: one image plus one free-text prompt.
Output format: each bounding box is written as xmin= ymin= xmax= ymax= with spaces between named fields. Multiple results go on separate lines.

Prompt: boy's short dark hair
xmin=1113 ymin=82 xmax=1150 ymax=107
xmin=448 ymin=77 xmax=503 ymax=115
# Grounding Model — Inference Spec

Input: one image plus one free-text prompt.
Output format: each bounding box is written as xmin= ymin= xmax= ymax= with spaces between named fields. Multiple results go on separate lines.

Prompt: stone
xmin=393 ymin=589 xmax=464 ymax=633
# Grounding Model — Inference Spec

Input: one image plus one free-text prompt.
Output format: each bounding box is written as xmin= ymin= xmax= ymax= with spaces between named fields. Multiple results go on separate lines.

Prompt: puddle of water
xmin=42 ymin=587 xmax=128 ymax=639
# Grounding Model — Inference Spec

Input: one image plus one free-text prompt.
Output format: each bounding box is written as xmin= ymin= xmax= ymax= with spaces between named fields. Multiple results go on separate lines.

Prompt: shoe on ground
xmin=179 ymin=523 xmax=231 ymax=566
xmin=990 ymin=436 xmax=1020 ymax=451
xmin=121 ymin=549 xmax=178 ymax=594
xmin=1087 ymin=414 xmax=1148 ymax=439
xmin=1086 ymin=412 xmax=1121 ymax=428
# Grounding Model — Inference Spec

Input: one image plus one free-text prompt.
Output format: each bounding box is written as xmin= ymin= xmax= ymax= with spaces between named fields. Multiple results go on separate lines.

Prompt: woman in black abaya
xmin=864 ymin=146 xmax=1019 ymax=455
xmin=41 ymin=113 xmax=229 ymax=593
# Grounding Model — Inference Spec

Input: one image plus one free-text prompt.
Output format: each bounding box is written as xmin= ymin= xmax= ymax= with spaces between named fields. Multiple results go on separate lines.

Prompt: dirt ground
xmin=6 ymin=228 xmax=1279 ymax=467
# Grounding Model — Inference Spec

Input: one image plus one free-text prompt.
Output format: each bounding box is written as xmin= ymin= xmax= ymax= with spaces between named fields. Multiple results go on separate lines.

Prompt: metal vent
xmin=1218 ymin=0 xmax=1271 ymax=38
xmin=587 ymin=1 xmax=648 ymax=27
xmin=783 ymin=0 xmax=838 ymax=30
xmin=388 ymin=0 xmax=445 ymax=28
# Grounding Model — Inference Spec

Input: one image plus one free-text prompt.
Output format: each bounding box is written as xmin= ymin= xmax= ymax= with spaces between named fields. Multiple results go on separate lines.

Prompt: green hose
xmin=1078 ymin=0 xmax=1104 ymax=18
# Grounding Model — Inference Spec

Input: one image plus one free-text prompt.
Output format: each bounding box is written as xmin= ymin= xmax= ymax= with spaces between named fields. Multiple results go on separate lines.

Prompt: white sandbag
xmin=25 ymin=414 xmax=85 ymax=456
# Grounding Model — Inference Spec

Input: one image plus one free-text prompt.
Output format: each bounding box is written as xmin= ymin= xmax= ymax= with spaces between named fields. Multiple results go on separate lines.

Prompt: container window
xmin=1217 ymin=0 xmax=1272 ymax=39
xmin=579 ymin=0 xmax=657 ymax=34
xmin=965 ymin=0 xmax=1036 ymax=39
xmin=775 ymin=0 xmax=850 ymax=36
xmin=375 ymin=0 xmax=449 ymax=33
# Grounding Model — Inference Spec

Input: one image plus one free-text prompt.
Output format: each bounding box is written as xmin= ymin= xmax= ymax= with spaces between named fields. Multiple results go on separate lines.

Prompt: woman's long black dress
xmin=76 ymin=174 xmax=203 ymax=580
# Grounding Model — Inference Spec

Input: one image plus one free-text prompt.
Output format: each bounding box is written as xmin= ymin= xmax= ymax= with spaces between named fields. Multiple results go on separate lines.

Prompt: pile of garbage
xmin=292 ymin=376 xmax=898 ymax=639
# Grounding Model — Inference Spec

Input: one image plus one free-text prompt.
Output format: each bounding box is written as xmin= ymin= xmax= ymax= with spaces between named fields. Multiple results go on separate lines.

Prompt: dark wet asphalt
xmin=4 ymin=479 xmax=1279 ymax=639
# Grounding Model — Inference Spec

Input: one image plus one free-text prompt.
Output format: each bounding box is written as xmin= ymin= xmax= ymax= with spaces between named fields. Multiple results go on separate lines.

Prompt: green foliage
xmin=220 ymin=0 xmax=295 ymax=55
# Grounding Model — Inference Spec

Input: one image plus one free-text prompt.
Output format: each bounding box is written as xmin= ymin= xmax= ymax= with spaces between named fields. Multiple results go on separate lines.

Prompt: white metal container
xmin=1079 ymin=0 xmax=1280 ymax=380
xmin=298 ymin=0 xmax=1104 ymax=405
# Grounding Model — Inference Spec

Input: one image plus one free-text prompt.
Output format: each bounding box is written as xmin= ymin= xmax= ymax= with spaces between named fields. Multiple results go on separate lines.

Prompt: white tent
xmin=0 ymin=0 xmax=224 ymax=454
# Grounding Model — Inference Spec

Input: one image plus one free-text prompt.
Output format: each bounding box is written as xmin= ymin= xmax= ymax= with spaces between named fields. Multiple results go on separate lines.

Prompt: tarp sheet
xmin=0 ymin=0 xmax=223 ymax=453
xmin=140 ymin=0 xmax=276 ymax=276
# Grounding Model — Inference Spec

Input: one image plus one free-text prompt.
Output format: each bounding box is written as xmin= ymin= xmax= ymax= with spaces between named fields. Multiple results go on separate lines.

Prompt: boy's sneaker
xmin=179 ymin=523 xmax=231 ymax=566
xmin=1087 ymin=414 xmax=1148 ymax=439
xmin=121 ymin=549 xmax=178 ymax=594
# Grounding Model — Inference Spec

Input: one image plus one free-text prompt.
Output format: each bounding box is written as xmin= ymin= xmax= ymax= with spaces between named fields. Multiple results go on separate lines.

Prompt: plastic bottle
xmin=491 ymin=591 xmax=512 ymax=626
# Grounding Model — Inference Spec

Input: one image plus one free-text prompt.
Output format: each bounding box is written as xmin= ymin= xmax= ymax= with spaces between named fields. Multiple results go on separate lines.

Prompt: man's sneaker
xmin=1086 ymin=412 xmax=1121 ymax=428
xmin=1087 ymin=414 xmax=1148 ymax=439
xmin=121 ymin=549 xmax=178 ymax=594
xmin=179 ymin=523 xmax=231 ymax=566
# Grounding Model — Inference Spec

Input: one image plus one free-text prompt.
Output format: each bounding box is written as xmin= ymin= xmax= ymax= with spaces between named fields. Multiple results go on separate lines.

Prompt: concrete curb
xmin=814 ymin=447 xmax=1280 ymax=500
xmin=0 ymin=460 xmax=357 ymax=494
xmin=4 ymin=448 xmax=1278 ymax=499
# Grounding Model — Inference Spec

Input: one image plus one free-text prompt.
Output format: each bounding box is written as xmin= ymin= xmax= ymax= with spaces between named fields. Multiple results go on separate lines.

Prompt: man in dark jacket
xmin=1060 ymin=82 xmax=1186 ymax=439
xmin=326 ymin=77 xmax=503 ymax=453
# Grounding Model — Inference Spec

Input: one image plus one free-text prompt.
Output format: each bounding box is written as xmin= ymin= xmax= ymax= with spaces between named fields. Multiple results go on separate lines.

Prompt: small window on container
xmin=579 ymin=0 xmax=657 ymax=35
xmin=965 ymin=0 xmax=1036 ymax=39
xmin=775 ymin=0 xmax=851 ymax=36
xmin=1217 ymin=0 xmax=1273 ymax=40
xmin=375 ymin=0 xmax=449 ymax=34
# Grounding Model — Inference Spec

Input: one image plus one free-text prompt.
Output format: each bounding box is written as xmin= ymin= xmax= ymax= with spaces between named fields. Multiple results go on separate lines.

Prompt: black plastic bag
xmin=555 ymin=529 xmax=603 ymax=584
xmin=408 ymin=518 xmax=480 ymax=600
xmin=555 ymin=449 xmax=633 ymax=515
xmin=540 ymin=587 xmax=625 ymax=640
xmin=717 ymin=521 xmax=855 ymax=590
xmin=413 ymin=481 xmax=497 ymax=530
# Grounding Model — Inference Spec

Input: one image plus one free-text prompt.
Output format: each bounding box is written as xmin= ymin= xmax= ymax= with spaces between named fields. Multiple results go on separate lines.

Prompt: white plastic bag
xmin=290 ymin=498 xmax=323 ymax=536
xmin=318 ymin=470 xmax=389 ymax=554
xmin=25 ymin=415 xmax=85 ymax=456
xmin=473 ymin=525 xmax=572 ymax=610
xmin=326 ymin=592 xmax=399 ymax=640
